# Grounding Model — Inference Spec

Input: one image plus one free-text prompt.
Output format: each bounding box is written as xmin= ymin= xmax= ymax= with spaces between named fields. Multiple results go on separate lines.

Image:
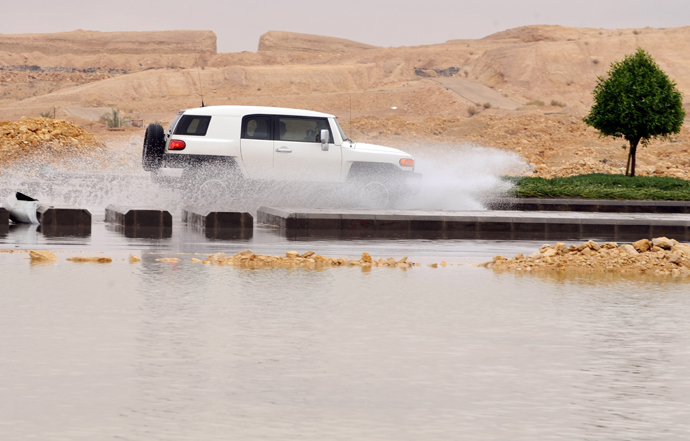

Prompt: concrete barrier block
xmin=182 ymin=207 xmax=253 ymax=229
xmin=105 ymin=205 xmax=172 ymax=228
xmin=37 ymin=205 xmax=91 ymax=227
xmin=0 ymin=207 xmax=7 ymax=236
xmin=37 ymin=204 xmax=92 ymax=237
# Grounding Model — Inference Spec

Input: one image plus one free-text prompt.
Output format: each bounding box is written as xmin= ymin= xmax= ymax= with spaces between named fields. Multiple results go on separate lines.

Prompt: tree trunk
xmin=625 ymin=150 xmax=632 ymax=176
xmin=629 ymin=138 xmax=640 ymax=177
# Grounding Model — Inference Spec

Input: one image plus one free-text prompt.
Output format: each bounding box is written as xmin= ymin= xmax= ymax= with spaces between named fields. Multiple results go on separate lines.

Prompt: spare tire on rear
xmin=142 ymin=124 xmax=165 ymax=171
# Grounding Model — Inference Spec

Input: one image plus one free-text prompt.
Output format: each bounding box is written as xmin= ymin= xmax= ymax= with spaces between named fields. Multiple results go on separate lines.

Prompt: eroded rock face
xmin=486 ymin=238 xmax=690 ymax=276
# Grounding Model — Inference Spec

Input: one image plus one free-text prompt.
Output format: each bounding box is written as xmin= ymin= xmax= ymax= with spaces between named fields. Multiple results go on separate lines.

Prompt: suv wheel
xmin=142 ymin=124 xmax=165 ymax=171
xmin=359 ymin=181 xmax=391 ymax=208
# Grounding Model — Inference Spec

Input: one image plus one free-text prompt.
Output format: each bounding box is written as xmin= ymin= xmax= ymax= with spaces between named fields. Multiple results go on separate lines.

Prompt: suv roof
xmin=181 ymin=105 xmax=335 ymax=118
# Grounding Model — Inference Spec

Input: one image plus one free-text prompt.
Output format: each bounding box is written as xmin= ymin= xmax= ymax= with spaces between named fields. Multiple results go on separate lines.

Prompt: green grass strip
xmin=510 ymin=174 xmax=690 ymax=201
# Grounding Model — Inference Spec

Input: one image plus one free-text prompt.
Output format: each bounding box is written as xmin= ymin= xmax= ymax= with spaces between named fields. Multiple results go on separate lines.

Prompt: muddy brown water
xmin=1 ymin=222 xmax=690 ymax=441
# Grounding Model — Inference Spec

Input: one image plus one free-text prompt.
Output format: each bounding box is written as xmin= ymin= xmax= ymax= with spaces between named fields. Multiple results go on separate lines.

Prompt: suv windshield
xmin=334 ymin=118 xmax=350 ymax=142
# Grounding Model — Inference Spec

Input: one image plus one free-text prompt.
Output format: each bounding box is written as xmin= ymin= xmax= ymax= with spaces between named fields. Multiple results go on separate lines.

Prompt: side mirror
xmin=320 ymin=129 xmax=329 ymax=151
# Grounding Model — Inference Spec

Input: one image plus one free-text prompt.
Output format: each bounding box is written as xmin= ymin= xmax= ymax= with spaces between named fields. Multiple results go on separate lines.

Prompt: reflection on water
xmin=1 ymin=225 xmax=690 ymax=440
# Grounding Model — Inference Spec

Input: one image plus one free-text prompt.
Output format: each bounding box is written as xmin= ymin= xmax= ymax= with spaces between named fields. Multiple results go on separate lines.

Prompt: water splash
xmin=0 ymin=138 xmax=528 ymax=214
xmin=401 ymin=144 xmax=530 ymax=210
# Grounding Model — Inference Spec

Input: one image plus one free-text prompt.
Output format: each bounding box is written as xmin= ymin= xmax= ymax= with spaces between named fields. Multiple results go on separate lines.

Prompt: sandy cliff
xmin=0 ymin=30 xmax=217 ymax=56
xmin=258 ymin=31 xmax=378 ymax=53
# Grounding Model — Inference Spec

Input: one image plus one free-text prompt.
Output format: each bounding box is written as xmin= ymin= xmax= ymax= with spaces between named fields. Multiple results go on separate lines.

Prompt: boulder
xmin=632 ymin=239 xmax=652 ymax=253
xmin=29 ymin=250 xmax=57 ymax=262
xmin=620 ymin=245 xmax=639 ymax=256
xmin=652 ymin=237 xmax=679 ymax=250
xmin=542 ymin=248 xmax=558 ymax=257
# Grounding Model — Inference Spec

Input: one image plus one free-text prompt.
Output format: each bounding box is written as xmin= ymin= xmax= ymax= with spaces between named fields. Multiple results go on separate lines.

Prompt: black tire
xmin=347 ymin=162 xmax=406 ymax=208
xmin=142 ymin=124 xmax=165 ymax=171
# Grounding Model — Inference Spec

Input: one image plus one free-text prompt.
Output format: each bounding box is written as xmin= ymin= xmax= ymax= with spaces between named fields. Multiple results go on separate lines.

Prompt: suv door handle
xmin=275 ymin=147 xmax=292 ymax=153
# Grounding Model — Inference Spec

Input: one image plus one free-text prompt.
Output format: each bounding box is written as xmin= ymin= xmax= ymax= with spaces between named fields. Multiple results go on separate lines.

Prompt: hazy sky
xmin=2 ymin=0 xmax=688 ymax=52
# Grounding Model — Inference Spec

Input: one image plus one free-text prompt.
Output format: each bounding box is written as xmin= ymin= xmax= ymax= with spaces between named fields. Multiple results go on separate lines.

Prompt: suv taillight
xmin=169 ymin=140 xmax=186 ymax=150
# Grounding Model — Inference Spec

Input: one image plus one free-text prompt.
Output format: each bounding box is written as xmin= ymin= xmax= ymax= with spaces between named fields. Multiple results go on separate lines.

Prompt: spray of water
xmin=0 ymin=138 xmax=529 ymax=215
xmin=401 ymin=144 xmax=530 ymax=210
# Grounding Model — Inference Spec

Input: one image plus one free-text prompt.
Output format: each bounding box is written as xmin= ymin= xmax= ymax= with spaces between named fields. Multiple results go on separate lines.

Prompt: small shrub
xmin=38 ymin=111 xmax=52 ymax=118
xmin=592 ymin=58 xmax=600 ymax=65
xmin=467 ymin=106 xmax=479 ymax=117
xmin=526 ymin=100 xmax=545 ymax=107
xmin=633 ymin=29 xmax=640 ymax=35
xmin=482 ymin=102 xmax=492 ymax=109
xmin=550 ymin=100 xmax=567 ymax=107
xmin=100 ymin=108 xmax=129 ymax=128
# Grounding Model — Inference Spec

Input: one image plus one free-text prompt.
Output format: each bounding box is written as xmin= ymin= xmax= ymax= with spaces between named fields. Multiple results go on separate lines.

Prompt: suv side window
xmin=173 ymin=115 xmax=211 ymax=136
xmin=277 ymin=116 xmax=333 ymax=143
xmin=242 ymin=115 xmax=272 ymax=140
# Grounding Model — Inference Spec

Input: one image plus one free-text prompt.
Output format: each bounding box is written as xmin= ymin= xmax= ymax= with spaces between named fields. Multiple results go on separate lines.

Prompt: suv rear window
xmin=173 ymin=115 xmax=211 ymax=136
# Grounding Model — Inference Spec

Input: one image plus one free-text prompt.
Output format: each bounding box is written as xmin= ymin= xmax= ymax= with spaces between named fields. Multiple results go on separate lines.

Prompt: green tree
xmin=583 ymin=48 xmax=685 ymax=177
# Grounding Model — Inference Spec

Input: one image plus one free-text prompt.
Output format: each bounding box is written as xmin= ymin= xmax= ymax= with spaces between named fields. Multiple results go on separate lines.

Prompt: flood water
xmin=1 ymin=222 xmax=690 ymax=440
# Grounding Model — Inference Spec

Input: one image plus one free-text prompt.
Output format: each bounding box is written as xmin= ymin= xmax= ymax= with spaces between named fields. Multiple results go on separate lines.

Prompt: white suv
xmin=142 ymin=106 xmax=420 ymax=203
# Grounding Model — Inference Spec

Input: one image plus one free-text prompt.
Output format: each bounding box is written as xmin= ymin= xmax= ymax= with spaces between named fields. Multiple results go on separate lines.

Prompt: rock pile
xmin=0 ymin=117 xmax=103 ymax=166
xmin=66 ymin=256 xmax=112 ymax=263
xmin=200 ymin=250 xmax=415 ymax=269
xmin=487 ymin=237 xmax=690 ymax=276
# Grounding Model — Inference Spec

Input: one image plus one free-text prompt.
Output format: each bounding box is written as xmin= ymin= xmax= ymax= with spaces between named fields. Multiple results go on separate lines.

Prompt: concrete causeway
xmin=488 ymin=198 xmax=690 ymax=214
xmin=257 ymin=207 xmax=690 ymax=240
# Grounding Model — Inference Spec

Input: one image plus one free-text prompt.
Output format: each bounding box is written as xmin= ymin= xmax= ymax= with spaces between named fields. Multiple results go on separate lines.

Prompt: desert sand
xmin=0 ymin=26 xmax=689 ymax=177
